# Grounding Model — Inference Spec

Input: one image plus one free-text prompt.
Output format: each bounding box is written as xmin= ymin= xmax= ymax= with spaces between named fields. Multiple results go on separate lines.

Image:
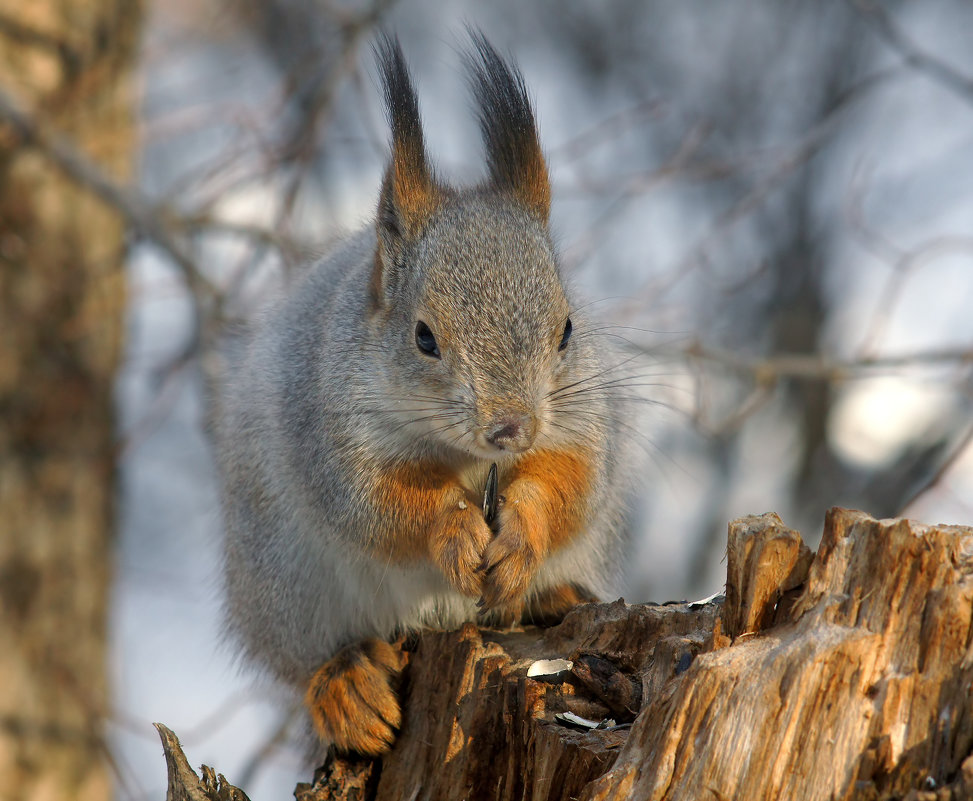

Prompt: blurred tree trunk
xmin=0 ymin=2 xmax=141 ymax=799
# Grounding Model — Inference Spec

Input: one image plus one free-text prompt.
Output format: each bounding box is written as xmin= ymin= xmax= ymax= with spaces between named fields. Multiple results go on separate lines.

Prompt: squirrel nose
xmin=485 ymin=415 xmax=536 ymax=452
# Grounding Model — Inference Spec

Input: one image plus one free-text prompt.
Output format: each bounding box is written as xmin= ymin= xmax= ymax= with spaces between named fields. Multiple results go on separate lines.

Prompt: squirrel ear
xmin=372 ymin=35 xmax=442 ymax=305
xmin=465 ymin=31 xmax=551 ymax=223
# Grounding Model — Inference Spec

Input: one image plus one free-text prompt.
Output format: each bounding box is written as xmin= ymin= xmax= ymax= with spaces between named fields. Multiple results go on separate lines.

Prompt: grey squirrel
xmin=217 ymin=32 xmax=640 ymax=756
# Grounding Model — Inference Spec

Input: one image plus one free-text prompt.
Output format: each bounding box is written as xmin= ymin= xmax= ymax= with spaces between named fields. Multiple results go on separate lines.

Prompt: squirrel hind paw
xmin=305 ymin=639 xmax=404 ymax=756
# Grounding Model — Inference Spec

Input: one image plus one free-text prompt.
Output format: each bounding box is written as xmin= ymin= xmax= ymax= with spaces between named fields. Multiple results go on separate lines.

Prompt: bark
xmin=0 ymin=3 xmax=141 ymax=800
xmin=159 ymin=508 xmax=973 ymax=801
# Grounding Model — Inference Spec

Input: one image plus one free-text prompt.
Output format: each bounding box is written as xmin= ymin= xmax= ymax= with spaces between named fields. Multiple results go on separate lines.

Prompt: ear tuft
xmin=464 ymin=30 xmax=551 ymax=222
xmin=372 ymin=35 xmax=442 ymax=305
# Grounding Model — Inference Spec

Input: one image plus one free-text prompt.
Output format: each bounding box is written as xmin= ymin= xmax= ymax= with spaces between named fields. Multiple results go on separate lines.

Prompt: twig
xmin=852 ymin=0 xmax=973 ymax=105
xmin=564 ymin=121 xmax=710 ymax=271
xmin=899 ymin=422 xmax=973 ymax=516
xmin=550 ymin=98 xmax=667 ymax=164
xmin=114 ymin=344 xmax=195 ymax=462
xmin=0 ymin=83 xmax=216 ymax=299
xmin=274 ymin=0 xmax=397 ymax=222
xmin=677 ymin=341 xmax=973 ymax=382
xmin=614 ymin=65 xmax=896 ymax=313
xmin=845 ymin=173 xmax=973 ymax=354
xmin=681 ymin=66 xmax=894 ymax=267
xmin=173 ymin=212 xmax=299 ymax=255
xmin=702 ymin=383 xmax=775 ymax=437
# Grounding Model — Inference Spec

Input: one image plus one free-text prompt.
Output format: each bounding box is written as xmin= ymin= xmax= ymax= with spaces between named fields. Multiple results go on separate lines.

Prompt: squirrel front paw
xmin=305 ymin=639 xmax=404 ymax=756
xmin=478 ymin=480 xmax=547 ymax=609
xmin=430 ymin=497 xmax=493 ymax=597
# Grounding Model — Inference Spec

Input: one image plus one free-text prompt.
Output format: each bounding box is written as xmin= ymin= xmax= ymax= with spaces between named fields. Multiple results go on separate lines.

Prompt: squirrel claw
xmin=478 ymin=518 xmax=541 ymax=609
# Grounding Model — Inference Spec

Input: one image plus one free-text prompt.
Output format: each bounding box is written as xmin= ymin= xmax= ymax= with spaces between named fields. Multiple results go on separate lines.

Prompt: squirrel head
xmin=368 ymin=34 xmax=585 ymax=460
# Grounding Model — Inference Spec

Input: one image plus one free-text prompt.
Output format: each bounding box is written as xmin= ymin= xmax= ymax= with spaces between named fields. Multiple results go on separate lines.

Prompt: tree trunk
xmin=0 ymin=2 xmax=141 ymax=799
xmin=158 ymin=508 xmax=973 ymax=801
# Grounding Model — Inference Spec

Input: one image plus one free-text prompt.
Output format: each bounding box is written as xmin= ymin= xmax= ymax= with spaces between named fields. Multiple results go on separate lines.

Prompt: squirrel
xmin=216 ymin=32 xmax=640 ymax=756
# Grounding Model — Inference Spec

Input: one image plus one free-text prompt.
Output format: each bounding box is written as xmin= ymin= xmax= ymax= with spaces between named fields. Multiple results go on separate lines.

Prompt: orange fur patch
xmin=504 ymin=446 xmax=593 ymax=550
xmin=389 ymin=148 xmax=440 ymax=234
xmin=306 ymin=639 xmax=405 ymax=756
xmin=517 ymin=149 xmax=551 ymax=222
xmin=369 ymin=461 xmax=491 ymax=597
xmin=369 ymin=461 xmax=458 ymax=561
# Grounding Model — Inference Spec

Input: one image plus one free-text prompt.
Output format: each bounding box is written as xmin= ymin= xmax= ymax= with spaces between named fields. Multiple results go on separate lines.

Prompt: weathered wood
xmin=157 ymin=508 xmax=973 ymax=800
xmin=587 ymin=508 xmax=973 ymax=801
xmin=156 ymin=724 xmax=251 ymax=801
xmin=295 ymin=753 xmax=378 ymax=801
xmin=721 ymin=511 xmax=814 ymax=640
xmin=295 ymin=601 xmax=719 ymax=801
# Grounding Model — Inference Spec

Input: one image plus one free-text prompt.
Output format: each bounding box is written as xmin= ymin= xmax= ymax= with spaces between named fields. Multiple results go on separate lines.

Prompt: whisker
xmin=365 ymin=390 xmax=458 ymax=403
xmin=379 ymin=411 xmax=467 ymax=438
xmin=547 ymin=351 xmax=647 ymax=400
xmin=547 ymin=411 xmax=679 ymax=473
xmin=351 ymin=406 xmax=465 ymax=415
xmin=551 ymin=385 xmax=688 ymax=406
xmin=572 ymin=321 xmax=690 ymax=338
xmin=551 ymin=396 xmax=684 ymax=413
xmin=543 ymin=417 xmax=593 ymax=443
xmin=443 ymin=424 xmax=468 ymax=450
xmin=553 ymin=374 xmax=683 ymax=393
xmin=369 ymin=417 xmax=463 ymax=454
xmin=566 ymin=296 xmax=630 ymax=316
xmin=423 ymin=419 xmax=467 ymax=439
xmin=322 ymin=407 xmax=466 ymax=421
xmin=550 ymin=372 xmax=684 ymax=403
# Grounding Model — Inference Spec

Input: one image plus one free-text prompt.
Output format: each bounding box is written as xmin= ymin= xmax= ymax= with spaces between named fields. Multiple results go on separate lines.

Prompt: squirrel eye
xmin=558 ymin=317 xmax=573 ymax=351
xmin=415 ymin=321 xmax=440 ymax=358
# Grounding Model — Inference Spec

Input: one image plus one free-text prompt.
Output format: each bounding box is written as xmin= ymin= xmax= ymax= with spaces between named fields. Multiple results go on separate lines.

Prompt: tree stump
xmin=157 ymin=508 xmax=973 ymax=800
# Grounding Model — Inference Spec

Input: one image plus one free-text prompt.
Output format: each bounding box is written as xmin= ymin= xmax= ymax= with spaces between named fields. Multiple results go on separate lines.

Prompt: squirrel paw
xmin=305 ymin=639 xmax=404 ymax=756
xmin=430 ymin=500 xmax=492 ymax=597
xmin=477 ymin=491 xmax=546 ymax=609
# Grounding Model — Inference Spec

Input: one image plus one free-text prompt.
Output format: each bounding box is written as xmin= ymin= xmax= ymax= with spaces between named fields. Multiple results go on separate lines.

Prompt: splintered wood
xmin=587 ymin=509 xmax=973 ymax=801
xmin=159 ymin=509 xmax=973 ymax=801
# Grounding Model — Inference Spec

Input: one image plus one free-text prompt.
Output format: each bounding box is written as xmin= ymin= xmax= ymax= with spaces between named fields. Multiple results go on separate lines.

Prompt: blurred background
xmin=1 ymin=0 xmax=972 ymax=799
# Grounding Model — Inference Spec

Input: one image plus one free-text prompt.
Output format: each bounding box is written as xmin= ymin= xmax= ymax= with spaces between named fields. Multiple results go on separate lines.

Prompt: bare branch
xmin=609 ymin=65 xmax=896 ymax=312
xmin=274 ymin=0 xmax=398 ymax=222
xmin=0 ymin=83 xmax=216 ymax=298
xmin=676 ymin=341 xmax=973 ymax=382
xmin=845 ymin=174 xmax=973 ymax=355
xmin=853 ymin=0 xmax=973 ymax=105
xmin=173 ymin=213 xmax=300 ymax=257
xmin=550 ymin=99 xmax=667 ymax=164
xmin=899 ymin=422 xmax=973 ymax=516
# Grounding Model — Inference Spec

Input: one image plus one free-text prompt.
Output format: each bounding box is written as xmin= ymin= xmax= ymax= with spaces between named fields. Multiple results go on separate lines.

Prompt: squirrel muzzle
xmin=482 ymin=412 xmax=537 ymax=454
